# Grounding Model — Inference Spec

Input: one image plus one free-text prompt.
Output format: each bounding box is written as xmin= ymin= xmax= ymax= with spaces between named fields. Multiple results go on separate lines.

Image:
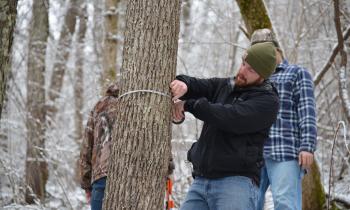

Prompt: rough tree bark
xmin=0 ymin=0 xmax=18 ymax=120
xmin=235 ymin=0 xmax=326 ymax=209
xmin=25 ymin=0 xmax=49 ymax=203
xmin=103 ymin=0 xmax=181 ymax=209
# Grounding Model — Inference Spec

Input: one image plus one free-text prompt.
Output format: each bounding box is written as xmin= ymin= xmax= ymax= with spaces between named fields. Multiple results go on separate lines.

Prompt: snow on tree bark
xmin=25 ymin=0 xmax=49 ymax=203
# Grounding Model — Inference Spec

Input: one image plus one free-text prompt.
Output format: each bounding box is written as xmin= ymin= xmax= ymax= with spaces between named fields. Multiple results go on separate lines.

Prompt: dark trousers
xmin=91 ymin=177 xmax=106 ymax=210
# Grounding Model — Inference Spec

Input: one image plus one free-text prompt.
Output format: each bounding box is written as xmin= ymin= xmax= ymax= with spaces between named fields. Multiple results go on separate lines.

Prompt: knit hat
xmin=251 ymin=28 xmax=280 ymax=48
xmin=246 ymin=42 xmax=277 ymax=79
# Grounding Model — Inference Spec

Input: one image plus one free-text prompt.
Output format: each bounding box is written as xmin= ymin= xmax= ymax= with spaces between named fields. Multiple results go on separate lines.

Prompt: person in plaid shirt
xmin=252 ymin=29 xmax=317 ymax=210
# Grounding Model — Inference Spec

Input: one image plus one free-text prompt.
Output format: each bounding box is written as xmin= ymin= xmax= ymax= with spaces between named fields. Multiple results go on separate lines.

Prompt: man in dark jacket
xmin=171 ymin=42 xmax=279 ymax=210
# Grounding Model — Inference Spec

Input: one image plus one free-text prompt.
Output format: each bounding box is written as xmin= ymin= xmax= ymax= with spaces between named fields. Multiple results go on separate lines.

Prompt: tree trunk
xmin=235 ymin=0 xmax=272 ymax=36
xmin=25 ymin=0 xmax=49 ymax=203
xmin=0 ymin=0 xmax=18 ymax=120
xmin=180 ymin=0 xmax=191 ymax=39
xmin=235 ymin=1 xmax=326 ymax=209
xmin=74 ymin=2 xmax=87 ymax=151
xmin=47 ymin=0 xmax=79 ymax=122
xmin=302 ymin=162 xmax=326 ymax=210
xmin=100 ymin=0 xmax=120 ymax=90
xmin=103 ymin=0 xmax=181 ymax=209
xmin=73 ymin=3 xmax=87 ymax=183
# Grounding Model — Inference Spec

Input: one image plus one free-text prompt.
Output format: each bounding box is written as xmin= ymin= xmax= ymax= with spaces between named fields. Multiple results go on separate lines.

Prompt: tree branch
xmin=313 ymin=26 xmax=350 ymax=86
xmin=333 ymin=0 xmax=350 ymax=123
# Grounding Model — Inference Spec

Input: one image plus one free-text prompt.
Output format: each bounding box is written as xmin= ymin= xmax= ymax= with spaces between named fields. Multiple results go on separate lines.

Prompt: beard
xmin=234 ymin=73 xmax=264 ymax=88
xmin=235 ymin=73 xmax=247 ymax=87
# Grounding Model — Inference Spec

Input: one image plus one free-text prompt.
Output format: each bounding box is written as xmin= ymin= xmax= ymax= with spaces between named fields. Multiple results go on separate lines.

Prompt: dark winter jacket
xmin=177 ymin=75 xmax=279 ymax=184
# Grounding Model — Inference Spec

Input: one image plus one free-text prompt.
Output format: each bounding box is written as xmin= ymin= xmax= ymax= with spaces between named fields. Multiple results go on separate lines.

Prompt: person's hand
xmin=170 ymin=80 xmax=188 ymax=101
xmin=172 ymin=100 xmax=185 ymax=123
xmin=85 ymin=190 xmax=91 ymax=204
xmin=299 ymin=151 xmax=314 ymax=169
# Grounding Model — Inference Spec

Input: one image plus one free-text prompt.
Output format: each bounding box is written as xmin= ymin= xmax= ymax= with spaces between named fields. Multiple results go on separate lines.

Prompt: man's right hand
xmin=86 ymin=190 xmax=91 ymax=204
xmin=170 ymin=80 xmax=188 ymax=101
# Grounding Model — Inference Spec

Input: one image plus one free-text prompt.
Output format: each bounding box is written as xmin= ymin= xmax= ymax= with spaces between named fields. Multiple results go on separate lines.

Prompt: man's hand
xmin=172 ymin=100 xmax=185 ymax=123
xmin=299 ymin=151 xmax=314 ymax=169
xmin=86 ymin=190 xmax=91 ymax=204
xmin=170 ymin=80 xmax=188 ymax=101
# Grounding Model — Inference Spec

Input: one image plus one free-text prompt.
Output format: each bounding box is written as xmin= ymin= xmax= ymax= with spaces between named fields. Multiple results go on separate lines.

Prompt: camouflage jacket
xmin=79 ymin=85 xmax=175 ymax=190
xmin=79 ymin=85 xmax=119 ymax=190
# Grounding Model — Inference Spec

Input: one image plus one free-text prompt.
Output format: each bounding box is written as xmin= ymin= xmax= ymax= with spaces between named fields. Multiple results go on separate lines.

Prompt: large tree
xmin=25 ymin=0 xmax=49 ymax=203
xmin=103 ymin=0 xmax=181 ymax=209
xmin=0 ymin=0 xmax=18 ymax=120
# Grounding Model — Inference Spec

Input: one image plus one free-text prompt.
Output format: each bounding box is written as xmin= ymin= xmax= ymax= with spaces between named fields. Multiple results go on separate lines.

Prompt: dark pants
xmin=91 ymin=177 xmax=106 ymax=210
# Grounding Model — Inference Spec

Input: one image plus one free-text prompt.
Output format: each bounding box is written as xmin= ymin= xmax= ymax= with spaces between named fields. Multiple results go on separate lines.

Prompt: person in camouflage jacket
xmin=80 ymin=83 xmax=175 ymax=210
xmin=79 ymin=83 xmax=119 ymax=210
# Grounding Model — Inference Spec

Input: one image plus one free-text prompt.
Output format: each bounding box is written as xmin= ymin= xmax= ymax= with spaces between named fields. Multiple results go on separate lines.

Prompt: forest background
xmin=1 ymin=0 xmax=350 ymax=209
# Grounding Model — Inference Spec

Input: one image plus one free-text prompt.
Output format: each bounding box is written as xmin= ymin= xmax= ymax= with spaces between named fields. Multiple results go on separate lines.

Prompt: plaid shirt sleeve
xmin=295 ymin=68 xmax=317 ymax=153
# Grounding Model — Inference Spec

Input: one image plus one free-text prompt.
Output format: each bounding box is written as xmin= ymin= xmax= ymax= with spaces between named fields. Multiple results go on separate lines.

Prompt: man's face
xmin=235 ymin=57 xmax=264 ymax=87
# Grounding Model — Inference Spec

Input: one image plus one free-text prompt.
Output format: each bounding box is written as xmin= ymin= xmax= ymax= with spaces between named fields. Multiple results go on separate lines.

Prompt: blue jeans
xmin=180 ymin=176 xmax=258 ymax=210
xmin=257 ymin=159 xmax=304 ymax=210
xmin=91 ymin=177 xmax=106 ymax=210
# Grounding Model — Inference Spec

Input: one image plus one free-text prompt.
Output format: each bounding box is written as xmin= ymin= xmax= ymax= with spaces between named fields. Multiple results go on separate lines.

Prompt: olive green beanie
xmin=246 ymin=42 xmax=277 ymax=79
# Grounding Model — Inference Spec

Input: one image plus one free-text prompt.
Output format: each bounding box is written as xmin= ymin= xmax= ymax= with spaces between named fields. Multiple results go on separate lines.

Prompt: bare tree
xmin=102 ymin=0 xmax=181 ymax=209
xmin=47 ymin=0 xmax=80 ymax=122
xmin=74 ymin=3 xmax=87 ymax=149
xmin=0 ymin=0 xmax=18 ymax=120
xmin=180 ymin=0 xmax=191 ymax=39
xmin=25 ymin=0 xmax=49 ymax=203
xmin=73 ymin=2 xmax=87 ymax=183
xmin=100 ymin=0 xmax=121 ymax=90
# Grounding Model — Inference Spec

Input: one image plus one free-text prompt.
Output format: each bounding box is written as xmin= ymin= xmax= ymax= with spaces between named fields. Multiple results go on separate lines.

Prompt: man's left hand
xmin=299 ymin=151 xmax=314 ymax=169
xmin=172 ymin=100 xmax=185 ymax=122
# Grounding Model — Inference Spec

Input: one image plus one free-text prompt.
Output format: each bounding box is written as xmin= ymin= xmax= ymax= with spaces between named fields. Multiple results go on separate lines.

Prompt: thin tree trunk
xmin=333 ymin=0 xmax=350 ymax=124
xmin=235 ymin=1 xmax=326 ymax=209
xmin=0 ymin=0 xmax=18 ymax=120
xmin=180 ymin=0 xmax=191 ymax=39
xmin=25 ymin=0 xmax=49 ymax=203
xmin=73 ymin=3 xmax=87 ymax=183
xmin=74 ymin=2 xmax=87 ymax=151
xmin=103 ymin=0 xmax=181 ymax=209
xmin=47 ymin=0 xmax=79 ymax=122
xmin=100 ymin=0 xmax=120 ymax=90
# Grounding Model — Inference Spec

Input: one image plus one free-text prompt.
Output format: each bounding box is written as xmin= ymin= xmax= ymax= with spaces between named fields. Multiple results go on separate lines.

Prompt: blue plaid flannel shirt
xmin=264 ymin=60 xmax=317 ymax=161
